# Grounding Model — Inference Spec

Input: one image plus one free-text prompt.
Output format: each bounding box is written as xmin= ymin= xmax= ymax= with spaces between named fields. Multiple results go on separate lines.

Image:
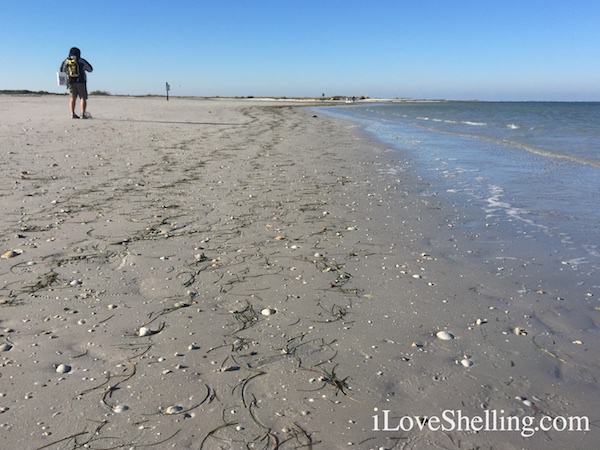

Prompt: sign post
xmin=166 ymin=82 xmax=170 ymax=101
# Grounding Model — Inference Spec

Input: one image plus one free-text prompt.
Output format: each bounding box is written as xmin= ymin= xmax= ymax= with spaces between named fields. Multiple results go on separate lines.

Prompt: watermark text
xmin=372 ymin=408 xmax=590 ymax=438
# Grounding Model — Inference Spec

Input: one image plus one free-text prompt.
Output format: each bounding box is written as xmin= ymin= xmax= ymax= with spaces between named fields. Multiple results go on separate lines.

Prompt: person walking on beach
xmin=59 ymin=47 xmax=93 ymax=119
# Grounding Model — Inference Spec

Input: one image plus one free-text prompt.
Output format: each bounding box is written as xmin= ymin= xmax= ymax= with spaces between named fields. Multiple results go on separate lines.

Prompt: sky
xmin=1 ymin=0 xmax=599 ymax=101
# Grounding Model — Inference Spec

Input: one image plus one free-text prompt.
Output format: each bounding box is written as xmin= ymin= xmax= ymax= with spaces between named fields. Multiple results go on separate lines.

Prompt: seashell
xmin=522 ymin=399 xmax=533 ymax=407
xmin=1 ymin=249 xmax=23 ymax=259
xmin=514 ymin=327 xmax=527 ymax=336
xmin=274 ymin=235 xmax=284 ymax=241
xmin=173 ymin=301 xmax=190 ymax=309
xmin=436 ymin=331 xmax=454 ymax=341
xmin=261 ymin=308 xmax=275 ymax=316
xmin=0 ymin=343 xmax=12 ymax=352
xmin=460 ymin=358 xmax=474 ymax=368
xmin=138 ymin=327 xmax=152 ymax=337
xmin=56 ymin=363 xmax=72 ymax=374
xmin=164 ymin=405 xmax=184 ymax=415
xmin=113 ymin=404 xmax=129 ymax=413
xmin=412 ymin=274 xmax=421 ymax=279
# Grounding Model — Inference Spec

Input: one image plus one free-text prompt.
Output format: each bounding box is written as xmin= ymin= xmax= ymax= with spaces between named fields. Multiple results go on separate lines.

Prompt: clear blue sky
xmin=1 ymin=0 xmax=599 ymax=100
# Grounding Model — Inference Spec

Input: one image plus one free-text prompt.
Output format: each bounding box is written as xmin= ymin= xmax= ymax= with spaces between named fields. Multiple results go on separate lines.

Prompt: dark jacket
xmin=59 ymin=57 xmax=93 ymax=84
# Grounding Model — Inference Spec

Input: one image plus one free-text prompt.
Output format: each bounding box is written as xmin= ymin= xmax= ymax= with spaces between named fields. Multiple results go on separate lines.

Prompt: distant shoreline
xmin=0 ymin=89 xmax=454 ymax=102
xmin=2 ymin=90 xmax=598 ymax=103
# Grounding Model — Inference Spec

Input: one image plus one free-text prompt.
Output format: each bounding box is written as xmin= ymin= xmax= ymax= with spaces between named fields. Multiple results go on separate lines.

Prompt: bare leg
xmin=81 ymin=98 xmax=87 ymax=117
xmin=70 ymin=97 xmax=77 ymax=116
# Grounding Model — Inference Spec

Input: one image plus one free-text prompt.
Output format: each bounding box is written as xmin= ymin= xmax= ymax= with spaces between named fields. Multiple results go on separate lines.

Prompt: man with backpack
xmin=59 ymin=47 xmax=93 ymax=119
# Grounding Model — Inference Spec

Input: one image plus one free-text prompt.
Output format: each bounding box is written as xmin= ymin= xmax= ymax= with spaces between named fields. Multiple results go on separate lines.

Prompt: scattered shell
xmin=475 ymin=318 xmax=487 ymax=325
xmin=274 ymin=235 xmax=284 ymax=241
xmin=173 ymin=300 xmax=191 ymax=309
xmin=460 ymin=358 xmax=474 ymax=368
xmin=0 ymin=406 xmax=9 ymax=413
xmin=436 ymin=331 xmax=454 ymax=341
xmin=138 ymin=327 xmax=152 ymax=337
xmin=412 ymin=274 xmax=421 ymax=279
xmin=113 ymin=404 xmax=129 ymax=413
xmin=514 ymin=327 xmax=527 ymax=336
xmin=261 ymin=308 xmax=275 ymax=316
xmin=1 ymin=249 xmax=23 ymax=259
xmin=56 ymin=364 xmax=72 ymax=374
xmin=164 ymin=405 xmax=184 ymax=415
xmin=522 ymin=399 xmax=533 ymax=407
xmin=572 ymin=340 xmax=583 ymax=345
xmin=0 ymin=343 xmax=12 ymax=352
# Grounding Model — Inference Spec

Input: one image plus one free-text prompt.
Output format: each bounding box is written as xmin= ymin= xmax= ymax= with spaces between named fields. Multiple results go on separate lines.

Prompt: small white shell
xmin=56 ymin=363 xmax=72 ymax=374
xmin=164 ymin=405 xmax=184 ymax=415
xmin=0 ymin=343 xmax=12 ymax=352
xmin=138 ymin=327 xmax=152 ymax=336
xmin=113 ymin=404 xmax=129 ymax=413
xmin=261 ymin=308 xmax=275 ymax=316
xmin=436 ymin=331 xmax=454 ymax=341
xmin=460 ymin=358 xmax=474 ymax=368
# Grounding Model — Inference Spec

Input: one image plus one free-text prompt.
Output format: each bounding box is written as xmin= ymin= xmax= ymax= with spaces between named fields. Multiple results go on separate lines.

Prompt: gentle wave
xmin=316 ymin=102 xmax=600 ymax=274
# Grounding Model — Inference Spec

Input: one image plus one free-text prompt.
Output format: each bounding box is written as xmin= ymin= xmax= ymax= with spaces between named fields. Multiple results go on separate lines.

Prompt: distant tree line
xmin=0 ymin=89 xmax=112 ymax=96
xmin=0 ymin=90 xmax=57 ymax=95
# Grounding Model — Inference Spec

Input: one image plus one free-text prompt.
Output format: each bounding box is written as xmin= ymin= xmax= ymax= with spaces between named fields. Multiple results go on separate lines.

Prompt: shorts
xmin=69 ymin=83 xmax=88 ymax=100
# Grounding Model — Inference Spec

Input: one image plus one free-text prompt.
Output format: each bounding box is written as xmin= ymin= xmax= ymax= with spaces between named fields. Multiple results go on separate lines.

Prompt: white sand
xmin=0 ymin=95 xmax=597 ymax=449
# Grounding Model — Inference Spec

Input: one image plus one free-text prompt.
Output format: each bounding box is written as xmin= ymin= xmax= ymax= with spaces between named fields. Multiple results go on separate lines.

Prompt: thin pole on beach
xmin=166 ymin=82 xmax=170 ymax=101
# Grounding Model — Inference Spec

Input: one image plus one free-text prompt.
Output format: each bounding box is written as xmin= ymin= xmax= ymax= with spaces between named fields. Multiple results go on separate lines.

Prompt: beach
xmin=0 ymin=95 xmax=597 ymax=449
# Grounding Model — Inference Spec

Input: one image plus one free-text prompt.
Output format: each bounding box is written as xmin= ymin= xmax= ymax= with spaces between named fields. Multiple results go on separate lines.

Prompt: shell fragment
xmin=436 ymin=331 xmax=454 ymax=341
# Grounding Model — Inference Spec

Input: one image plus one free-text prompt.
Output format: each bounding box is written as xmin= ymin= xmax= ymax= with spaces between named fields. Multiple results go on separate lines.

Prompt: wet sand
xmin=0 ymin=95 xmax=597 ymax=449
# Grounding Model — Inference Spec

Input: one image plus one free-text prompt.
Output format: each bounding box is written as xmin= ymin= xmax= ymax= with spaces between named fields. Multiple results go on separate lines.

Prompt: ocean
xmin=318 ymin=101 xmax=600 ymax=290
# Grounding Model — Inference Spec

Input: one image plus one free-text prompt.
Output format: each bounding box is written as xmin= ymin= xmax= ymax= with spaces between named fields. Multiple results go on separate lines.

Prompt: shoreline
xmin=0 ymin=96 xmax=596 ymax=449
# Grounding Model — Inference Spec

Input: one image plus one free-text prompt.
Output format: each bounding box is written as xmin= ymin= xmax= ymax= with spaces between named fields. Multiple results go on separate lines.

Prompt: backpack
xmin=66 ymin=57 xmax=80 ymax=79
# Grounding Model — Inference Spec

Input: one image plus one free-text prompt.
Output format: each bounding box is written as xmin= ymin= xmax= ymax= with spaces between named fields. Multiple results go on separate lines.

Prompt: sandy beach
xmin=0 ymin=95 xmax=597 ymax=449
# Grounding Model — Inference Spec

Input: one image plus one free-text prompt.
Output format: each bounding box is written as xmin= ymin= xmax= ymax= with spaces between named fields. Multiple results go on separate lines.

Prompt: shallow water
xmin=319 ymin=102 xmax=600 ymax=278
